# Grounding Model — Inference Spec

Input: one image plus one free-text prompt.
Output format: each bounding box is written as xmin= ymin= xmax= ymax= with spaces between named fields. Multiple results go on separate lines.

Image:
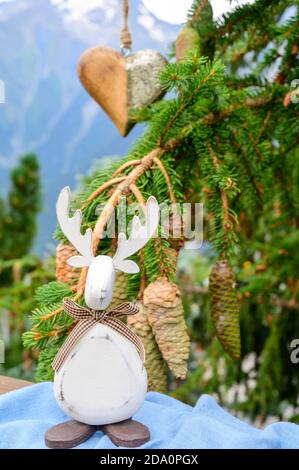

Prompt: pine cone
xmin=176 ymin=26 xmax=200 ymax=62
xmin=209 ymin=259 xmax=241 ymax=360
xmin=143 ymin=277 xmax=190 ymax=379
xmin=56 ymin=243 xmax=80 ymax=284
xmin=163 ymin=213 xmax=185 ymax=251
xmin=110 ymin=272 xmax=128 ymax=309
xmin=165 ymin=246 xmax=180 ymax=273
xmin=127 ymin=303 xmax=167 ymax=392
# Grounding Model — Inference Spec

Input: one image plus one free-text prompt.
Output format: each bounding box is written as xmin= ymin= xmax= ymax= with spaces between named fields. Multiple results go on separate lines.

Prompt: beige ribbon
xmin=52 ymin=298 xmax=145 ymax=372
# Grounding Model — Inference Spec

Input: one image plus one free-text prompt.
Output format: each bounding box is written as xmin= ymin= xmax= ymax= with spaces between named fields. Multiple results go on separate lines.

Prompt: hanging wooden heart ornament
xmin=77 ymin=0 xmax=168 ymax=136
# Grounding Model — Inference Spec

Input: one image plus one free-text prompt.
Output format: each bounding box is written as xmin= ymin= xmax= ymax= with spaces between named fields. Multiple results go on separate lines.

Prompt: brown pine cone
xmin=143 ymin=277 xmax=190 ymax=379
xmin=109 ymin=272 xmax=128 ymax=309
xmin=127 ymin=302 xmax=167 ymax=392
xmin=56 ymin=243 xmax=80 ymax=284
xmin=209 ymin=259 xmax=241 ymax=360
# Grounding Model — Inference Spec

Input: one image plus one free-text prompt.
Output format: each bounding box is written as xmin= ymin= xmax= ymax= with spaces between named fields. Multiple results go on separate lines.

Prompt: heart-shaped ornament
xmin=78 ymin=47 xmax=167 ymax=136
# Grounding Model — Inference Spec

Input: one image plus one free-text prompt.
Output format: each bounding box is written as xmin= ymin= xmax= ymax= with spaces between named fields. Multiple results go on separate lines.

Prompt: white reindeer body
xmin=53 ymin=322 xmax=147 ymax=425
xmin=53 ymin=187 xmax=159 ymax=425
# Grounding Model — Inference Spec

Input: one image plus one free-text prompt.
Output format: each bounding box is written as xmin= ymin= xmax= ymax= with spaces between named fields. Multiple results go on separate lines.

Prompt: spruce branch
xmin=153 ymin=157 xmax=176 ymax=204
xmin=35 ymin=137 xmax=185 ymax=325
xmin=253 ymin=110 xmax=272 ymax=146
xmin=208 ymin=143 xmax=232 ymax=233
xmin=202 ymin=96 xmax=273 ymax=124
xmin=82 ymin=177 xmax=126 ymax=208
xmin=231 ymin=130 xmax=264 ymax=205
xmin=112 ymin=160 xmax=141 ymax=177
xmin=158 ymin=61 xmax=220 ymax=145
xmin=215 ymin=0 xmax=280 ymax=39
xmin=206 ymin=143 xmax=239 ymax=257
xmin=129 ymin=183 xmax=146 ymax=208
xmin=26 ymin=58 xmax=283 ymax=327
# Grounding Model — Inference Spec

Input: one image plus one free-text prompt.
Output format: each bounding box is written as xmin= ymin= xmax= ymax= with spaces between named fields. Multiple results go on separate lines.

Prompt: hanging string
xmin=120 ymin=0 xmax=132 ymax=56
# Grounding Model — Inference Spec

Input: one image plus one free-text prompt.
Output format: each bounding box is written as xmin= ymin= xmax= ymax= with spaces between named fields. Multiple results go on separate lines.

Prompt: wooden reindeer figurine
xmin=45 ymin=187 xmax=159 ymax=449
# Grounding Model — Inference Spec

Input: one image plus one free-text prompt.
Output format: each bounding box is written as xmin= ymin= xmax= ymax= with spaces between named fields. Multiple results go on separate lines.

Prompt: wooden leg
xmin=45 ymin=418 xmax=150 ymax=449
xmin=101 ymin=419 xmax=150 ymax=448
xmin=45 ymin=420 xmax=97 ymax=449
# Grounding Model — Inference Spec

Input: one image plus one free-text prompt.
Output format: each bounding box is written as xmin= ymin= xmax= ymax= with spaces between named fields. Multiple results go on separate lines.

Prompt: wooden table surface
xmin=0 ymin=375 xmax=32 ymax=395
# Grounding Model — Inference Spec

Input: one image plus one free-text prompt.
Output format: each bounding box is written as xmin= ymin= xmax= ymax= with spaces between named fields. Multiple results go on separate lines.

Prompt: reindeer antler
xmin=113 ymin=196 xmax=159 ymax=274
xmin=56 ymin=187 xmax=94 ymax=268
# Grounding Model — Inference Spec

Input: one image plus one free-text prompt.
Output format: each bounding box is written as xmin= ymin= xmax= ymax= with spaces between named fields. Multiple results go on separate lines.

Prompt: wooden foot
xmin=101 ymin=419 xmax=150 ymax=448
xmin=45 ymin=420 xmax=97 ymax=449
xmin=45 ymin=418 xmax=150 ymax=449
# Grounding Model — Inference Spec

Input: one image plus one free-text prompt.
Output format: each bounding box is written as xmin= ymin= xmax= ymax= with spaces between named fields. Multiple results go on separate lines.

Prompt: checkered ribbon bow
xmin=52 ymin=297 xmax=145 ymax=372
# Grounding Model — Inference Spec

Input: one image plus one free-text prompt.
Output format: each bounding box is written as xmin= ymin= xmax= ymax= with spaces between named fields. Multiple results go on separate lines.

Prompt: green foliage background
xmin=0 ymin=155 xmax=54 ymax=380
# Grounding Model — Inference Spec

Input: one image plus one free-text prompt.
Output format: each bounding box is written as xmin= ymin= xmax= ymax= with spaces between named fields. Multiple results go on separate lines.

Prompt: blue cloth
xmin=0 ymin=382 xmax=298 ymax=449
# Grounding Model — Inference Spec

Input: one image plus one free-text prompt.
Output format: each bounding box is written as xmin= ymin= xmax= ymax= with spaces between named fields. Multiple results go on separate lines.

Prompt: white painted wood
xmin=56 ymin=187 xmax=94 ymax=266
xmin=53 ymin=324 xmax=147 ymax=425
xmin=67 ymin=255 xmax=92 ymax=268
xmin=84 ymin=256 xmax=115 ymax=310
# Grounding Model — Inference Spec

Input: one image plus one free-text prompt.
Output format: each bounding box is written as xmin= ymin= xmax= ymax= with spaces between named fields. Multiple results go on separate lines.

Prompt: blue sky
xmin=0 ymin=0 xmax=256 ymax=24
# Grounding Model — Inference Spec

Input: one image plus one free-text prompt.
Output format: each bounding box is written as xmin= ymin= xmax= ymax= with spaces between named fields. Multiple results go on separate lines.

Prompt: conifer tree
xmin=0 ymin=198 xmax=6 ymax=253
xmin=0 ymin=154 xmax=41 ymax=260
xmin=0 ymin=153 xmax=46 ymax=378
xmin=24 ymin=0 xmax=299 ymax=421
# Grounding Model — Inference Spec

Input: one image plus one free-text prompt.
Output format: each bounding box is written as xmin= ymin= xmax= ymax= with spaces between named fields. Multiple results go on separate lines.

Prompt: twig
xmin=91 ymin=148 xmax=164 ymax=253
xmin=153 ymin=157 xmax=176 ymax=204
xmin=129 ymin=184 xmax=146 ymax=209
xmin=83 ymin=177 xmax=126 ymax=207
xmin=241 ymin=123 xmax=264 ymax=161
xmin=112 ymin=160 xmax=141 ymax=177
xmin=202 ymin=96 xmax=272 ymax=124
xmin=207 ymin=143 xmax=230 ymax=230
xmin=253 ymin=110 xmax=271 ymax=146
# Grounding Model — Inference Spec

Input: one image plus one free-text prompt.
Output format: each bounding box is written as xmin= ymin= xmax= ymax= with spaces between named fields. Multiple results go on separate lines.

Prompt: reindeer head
xmin=56 ymin=187 xmax=159 ymax=310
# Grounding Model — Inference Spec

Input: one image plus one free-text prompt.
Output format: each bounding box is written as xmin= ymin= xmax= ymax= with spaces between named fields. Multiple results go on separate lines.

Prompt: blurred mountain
xmin=0 ymin=0 xmax=180 ymax=254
